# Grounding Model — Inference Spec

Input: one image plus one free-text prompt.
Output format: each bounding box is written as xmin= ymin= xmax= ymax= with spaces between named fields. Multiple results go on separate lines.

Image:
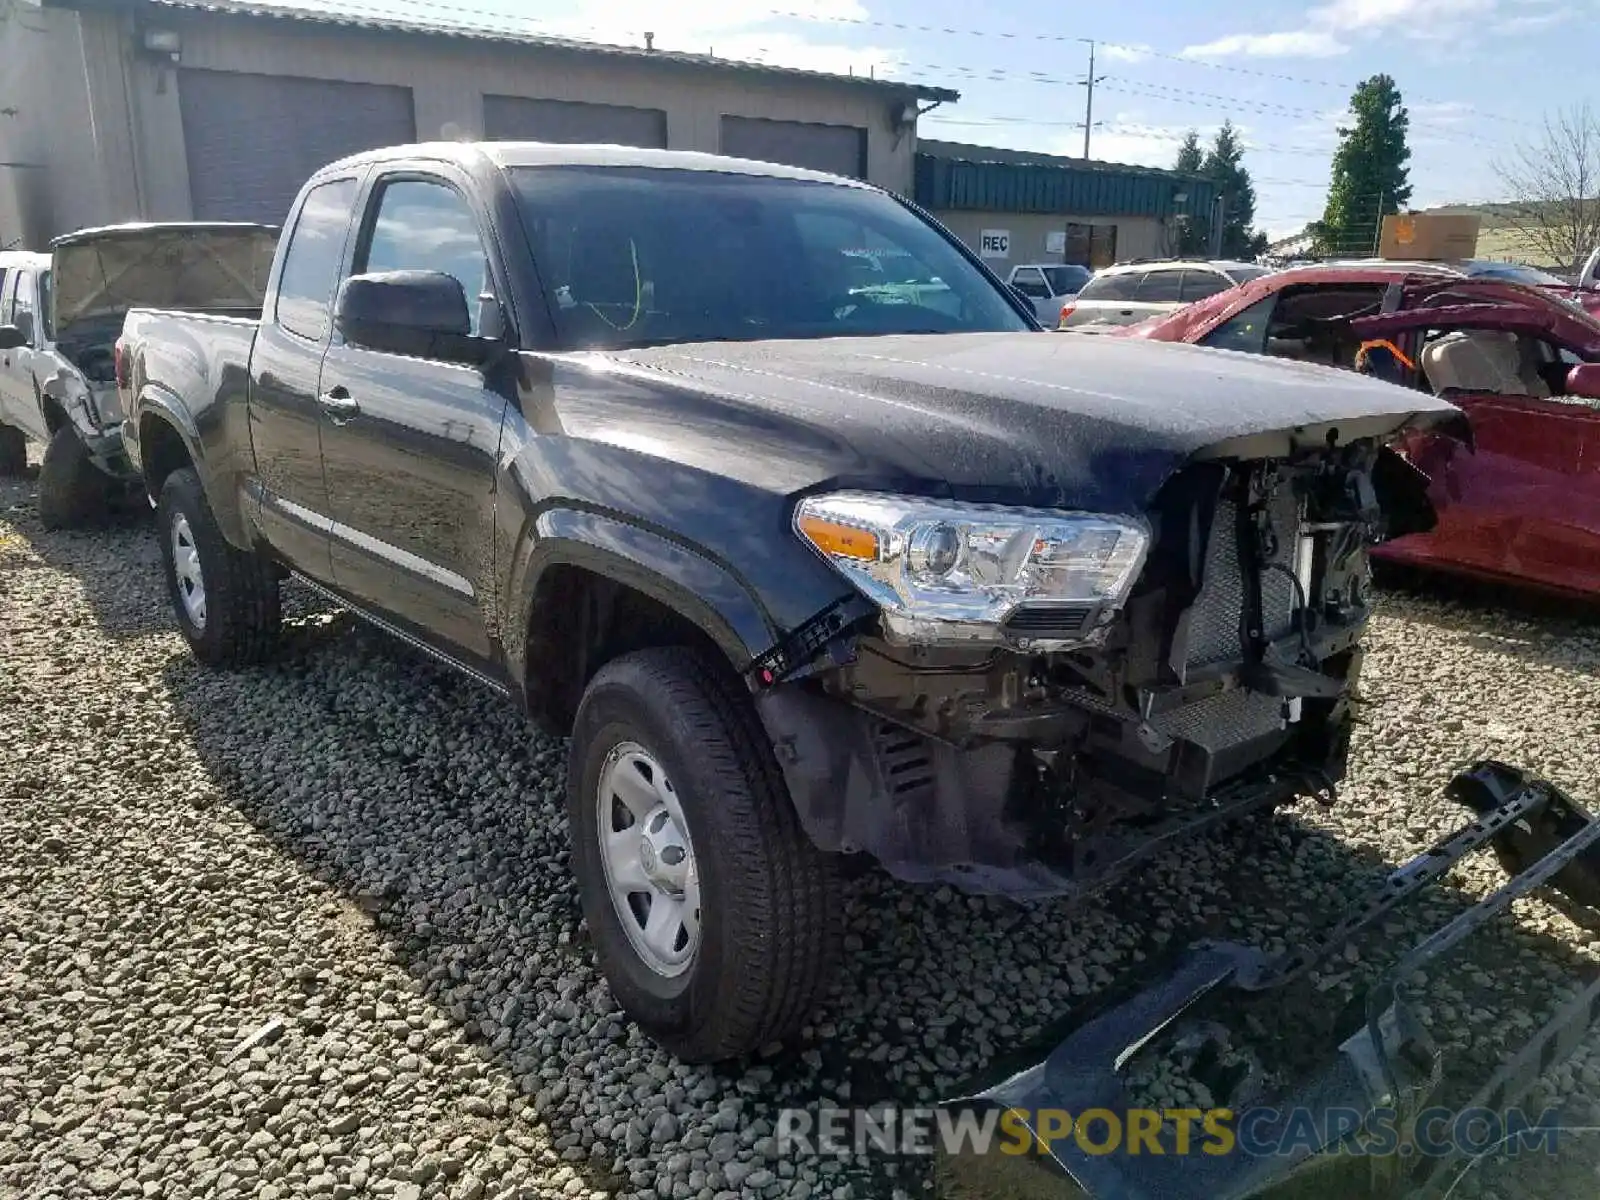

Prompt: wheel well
xmin=525 ymin=565 xmax=735 ymax=733
xmin=40 ymin=393 xmax=68 ymax=435
xmin=138 ymin=413 xmax=193 ymax=497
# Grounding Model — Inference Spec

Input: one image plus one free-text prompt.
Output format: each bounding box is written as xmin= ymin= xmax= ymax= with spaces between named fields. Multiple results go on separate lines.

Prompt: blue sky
xmin=303 ymin=0 xmax=1598 ymax=238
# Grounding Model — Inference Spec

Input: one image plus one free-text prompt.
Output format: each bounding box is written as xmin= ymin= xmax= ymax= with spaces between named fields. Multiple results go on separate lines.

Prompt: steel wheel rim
xmin=171 ymin=513 xmax=206 ymax=631
xmin=595 ymin=741 xmax=701 ymax=978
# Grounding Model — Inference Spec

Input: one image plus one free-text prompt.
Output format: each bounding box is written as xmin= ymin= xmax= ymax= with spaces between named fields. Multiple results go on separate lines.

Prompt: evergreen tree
xmin=1202 ymin=122 xmax=1267 ymax=259
xmin=1171 ymin=131 xmax=1207 ymax=255
xmin=1311 ymin=74 xmax=1413 ymax=256
xmin=1174 ymin=130 xmax=1204 ymax=175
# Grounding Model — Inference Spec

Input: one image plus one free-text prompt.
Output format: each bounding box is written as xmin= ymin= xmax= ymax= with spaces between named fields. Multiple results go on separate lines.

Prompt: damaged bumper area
xmin=755 ymin=448 xmax=1386 ymax=900
xmin=933 ymin=762 xmax=1600 ymax=1200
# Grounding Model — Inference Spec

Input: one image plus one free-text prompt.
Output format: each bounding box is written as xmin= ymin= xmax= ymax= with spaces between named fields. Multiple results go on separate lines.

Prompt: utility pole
xmin=1371 ymin=188 xmax=1386 ymax=256
xmin=1083 ymin=40 xmax=1096 ymax=160
xmin=1209 ymin=193 xmax=1225 ymax=258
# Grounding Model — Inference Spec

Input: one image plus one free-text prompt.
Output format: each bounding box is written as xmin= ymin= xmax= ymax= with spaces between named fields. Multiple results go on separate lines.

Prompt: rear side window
xmin=1134 ymin=270 xmax=1184 ymax=303
xmin=1078 ymin=271 xmax=1142 ymax=301
xmin=275 ymin=177 xmax=359 ymax=342
xmin=1181 ymin=270 xmax=1232 ymax=302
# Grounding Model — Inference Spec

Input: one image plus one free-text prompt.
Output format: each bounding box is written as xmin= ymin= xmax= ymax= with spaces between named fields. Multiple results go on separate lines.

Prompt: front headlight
xmin=794 ymin=491 xmax=1150 ymax=648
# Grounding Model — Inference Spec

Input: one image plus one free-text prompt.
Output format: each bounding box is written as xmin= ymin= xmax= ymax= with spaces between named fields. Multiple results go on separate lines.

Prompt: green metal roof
xmin=915 ymin=141 xmax=1215 ymax=219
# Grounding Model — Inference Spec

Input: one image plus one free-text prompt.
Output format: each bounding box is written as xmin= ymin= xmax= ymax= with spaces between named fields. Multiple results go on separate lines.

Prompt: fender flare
xmin=509 ymin=506 xmax=779 ymax=687
xmin=130 ymin=386 xmax=253 ymax=546
xmin=132 ymin=383 xmax=204 ymax=478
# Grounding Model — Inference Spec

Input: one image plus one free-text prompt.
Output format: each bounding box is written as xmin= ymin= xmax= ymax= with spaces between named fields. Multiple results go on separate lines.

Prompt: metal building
xmin=916 ymin=140 xmax=1217 ymax=268
xmin=0 ymin=0 xmax=956 ymax=247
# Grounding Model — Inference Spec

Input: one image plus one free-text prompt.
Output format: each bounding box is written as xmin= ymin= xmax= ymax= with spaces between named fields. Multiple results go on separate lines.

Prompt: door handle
xmin=319 ymin=386 xmax=360 ymax=424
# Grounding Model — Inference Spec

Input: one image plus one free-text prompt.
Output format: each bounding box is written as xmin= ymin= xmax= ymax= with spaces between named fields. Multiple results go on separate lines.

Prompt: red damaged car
xmin=1118 ymin=264 xmax=1600 ymax=599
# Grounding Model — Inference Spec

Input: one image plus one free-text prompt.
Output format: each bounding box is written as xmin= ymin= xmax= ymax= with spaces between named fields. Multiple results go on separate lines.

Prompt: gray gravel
xmin=4 ymin=456 xmax=1600 ymax=1200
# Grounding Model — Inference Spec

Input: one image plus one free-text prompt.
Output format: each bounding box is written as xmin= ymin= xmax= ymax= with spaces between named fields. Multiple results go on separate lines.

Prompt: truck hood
xmin=596 ymin=332 xmax=1464 ymax=513
xmin=50 ymin=223 xmax=277 ymax=336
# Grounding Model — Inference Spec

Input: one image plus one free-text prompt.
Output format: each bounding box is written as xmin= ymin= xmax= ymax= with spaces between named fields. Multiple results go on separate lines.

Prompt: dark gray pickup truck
xmin=114 ymin=145 xmax=1600 ymax=1200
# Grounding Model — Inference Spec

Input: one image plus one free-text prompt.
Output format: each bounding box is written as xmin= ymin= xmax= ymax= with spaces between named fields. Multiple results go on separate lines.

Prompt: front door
xmin=247 ymin=174 xmax=363 ymax=582
xmin=316 ymin=170 xmax=510 ymax=668
xmin=0 ymin=271 xmax=47 ymax=443
xmin=1383 ymin=322 xmax=1600 ymax=595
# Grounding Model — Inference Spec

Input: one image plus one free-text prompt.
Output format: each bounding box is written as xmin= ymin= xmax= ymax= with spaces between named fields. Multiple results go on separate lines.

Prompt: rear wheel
xmin=156 ymin=467 xmax=281 ymax=667
xmin=567 ymin=647 xmax=841 ymax=1062
xmin=0 ymin=424 xmax=25 ymax=475
xmin=37 ymin=426 xmax=109 ymax=529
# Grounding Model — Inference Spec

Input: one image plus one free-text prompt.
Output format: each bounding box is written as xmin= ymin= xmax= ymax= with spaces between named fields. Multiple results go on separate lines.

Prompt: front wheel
xmin=156 ymin=467 xmax=281 ymax=667
xmin=567 ymin=647 xmax=841 ymax=1062
xmin=37 ymin=426 xmax=109 ymax=529
xmin=0 ymin=424 xmax=25 ymax=475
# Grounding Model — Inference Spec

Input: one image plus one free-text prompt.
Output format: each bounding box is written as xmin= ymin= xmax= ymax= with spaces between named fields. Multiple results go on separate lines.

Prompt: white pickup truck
xmin=0 ymin=222 xmax=276 ymax=527
xmin=1579 ymin=245 xmax=1599 ymax=294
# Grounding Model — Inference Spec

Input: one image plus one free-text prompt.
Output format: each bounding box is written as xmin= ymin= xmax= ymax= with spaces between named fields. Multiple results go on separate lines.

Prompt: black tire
xmin=0 ymin=424 xmax=25 ymax=475
xmin=567 ymin=647 xmax=841 ymax=1062
xmin=37 ymin=426 xmax=109 ymax=529
xmin=156 ymin=466 xmax=281 ymax=667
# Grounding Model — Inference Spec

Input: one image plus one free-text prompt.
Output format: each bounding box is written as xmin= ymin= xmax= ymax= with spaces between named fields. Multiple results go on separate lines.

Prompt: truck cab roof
xmin=317 ymin=140 xmax=875 ymax=189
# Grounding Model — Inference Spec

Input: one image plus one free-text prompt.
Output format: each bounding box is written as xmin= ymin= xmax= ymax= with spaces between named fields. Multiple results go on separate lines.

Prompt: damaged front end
xmin=934 ymin=761 xmax=1600 ymax=1200
xmin=755 ymin=435 xmax=1405 ymax=900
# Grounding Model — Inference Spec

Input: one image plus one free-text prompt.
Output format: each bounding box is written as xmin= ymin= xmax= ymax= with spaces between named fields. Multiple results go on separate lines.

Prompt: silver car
xmin=1005 ymin=262 xmax=1092 ymax=324
xmin=1058 ymin=259 xmax=1269 ymax=332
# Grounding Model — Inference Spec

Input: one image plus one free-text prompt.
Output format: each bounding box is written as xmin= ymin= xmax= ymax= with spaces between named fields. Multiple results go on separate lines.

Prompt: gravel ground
xmin=5 ymin=455 xmax=1600 ymax=1200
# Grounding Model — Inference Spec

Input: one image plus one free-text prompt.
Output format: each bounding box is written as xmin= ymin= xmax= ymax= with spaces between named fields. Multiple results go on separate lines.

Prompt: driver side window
xmin=358 ymin=178 xmax=494 ymax=337
xmin=1200 ymin=296 xmax=1275 ymax=356
xmin=1011 ymin=268 xmax=1050 ymax=299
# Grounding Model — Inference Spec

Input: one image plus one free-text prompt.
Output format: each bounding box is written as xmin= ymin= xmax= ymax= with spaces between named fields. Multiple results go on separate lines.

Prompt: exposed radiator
xmin=1154 ymin=487 xmax=1305 ymax=757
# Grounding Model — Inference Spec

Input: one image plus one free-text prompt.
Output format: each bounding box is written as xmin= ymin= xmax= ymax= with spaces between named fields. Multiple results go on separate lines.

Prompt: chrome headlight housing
xmin=794 ymin=491 xmax=1150 ymax=648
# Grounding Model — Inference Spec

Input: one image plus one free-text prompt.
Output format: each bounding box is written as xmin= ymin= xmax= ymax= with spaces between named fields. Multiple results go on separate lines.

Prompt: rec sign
xmin=979 ymin=229 xmax=1010 ymax=258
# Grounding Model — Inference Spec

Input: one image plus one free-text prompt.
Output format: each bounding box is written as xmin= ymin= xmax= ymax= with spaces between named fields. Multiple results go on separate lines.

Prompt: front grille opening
xmin=1003 ymin=603 xmax=1093 ymax=636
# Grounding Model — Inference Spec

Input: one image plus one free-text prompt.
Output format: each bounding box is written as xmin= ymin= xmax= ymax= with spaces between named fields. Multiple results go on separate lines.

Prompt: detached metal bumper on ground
xmin=940 ymin=761 xmax=1600 ymax=1200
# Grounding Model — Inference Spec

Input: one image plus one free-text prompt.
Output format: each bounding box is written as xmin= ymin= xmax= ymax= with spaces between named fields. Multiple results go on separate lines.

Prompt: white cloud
xmin=1101 ymin=43 xmax=1154 ymax=64
xmin=1181 ymin=30 xmax=1348 ymax=59
xmin=343 ymin=0 xmax=895 ymax=76
xmin=1180 ymin=0 xmax=1554 ymax=61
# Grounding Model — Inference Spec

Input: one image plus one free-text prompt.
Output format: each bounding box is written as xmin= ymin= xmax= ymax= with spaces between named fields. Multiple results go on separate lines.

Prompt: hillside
xmin=1417 ymin=201 xmax=1575 ymax=268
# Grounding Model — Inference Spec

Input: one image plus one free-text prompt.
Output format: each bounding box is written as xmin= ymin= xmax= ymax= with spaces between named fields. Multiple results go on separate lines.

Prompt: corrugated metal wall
xmin=914 ymin=154 xmax=1216 ymax=220
xmin=178 ymin=69 xmax=416 ymax=223
xmin=720 ymin=116 xmax=867 ymax=179
xmin=482 ymin=96 xmax=668 ymax=148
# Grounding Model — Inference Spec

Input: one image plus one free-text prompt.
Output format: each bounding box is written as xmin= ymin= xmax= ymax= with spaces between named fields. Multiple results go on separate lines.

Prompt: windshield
xmin=508 ymin=166 xmax=1030 ymax=350
xmin=1462 ymin=262 xmax=1567 ymax=286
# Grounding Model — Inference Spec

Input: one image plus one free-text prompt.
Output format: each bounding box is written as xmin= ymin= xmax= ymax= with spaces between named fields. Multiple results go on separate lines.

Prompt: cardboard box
xmin=1378 ymin=212 xmax=1481 ymax=261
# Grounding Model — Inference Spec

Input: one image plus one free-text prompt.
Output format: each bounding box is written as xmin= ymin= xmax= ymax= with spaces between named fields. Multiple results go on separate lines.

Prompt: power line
xmin=755 ymin=6 xmax=1536 ymax=127
xmin=255 ymin=0 xmax=1540 ymax=134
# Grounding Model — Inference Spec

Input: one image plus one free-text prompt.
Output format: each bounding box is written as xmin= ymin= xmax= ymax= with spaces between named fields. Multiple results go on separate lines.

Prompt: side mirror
xmin=1566 ymin=362 xmax=1600 ymax=400
xmin=333 ymin=270 xmax=492 ymax=365
xmin=0 ymin=325 xmax=25 ymax=351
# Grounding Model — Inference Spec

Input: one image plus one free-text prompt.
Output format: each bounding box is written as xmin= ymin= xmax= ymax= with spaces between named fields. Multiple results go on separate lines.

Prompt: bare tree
xmin=1494 ymin=103 xmax=1600 ymax=273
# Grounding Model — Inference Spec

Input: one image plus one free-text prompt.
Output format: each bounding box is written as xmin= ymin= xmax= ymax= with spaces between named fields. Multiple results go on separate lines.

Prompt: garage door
xmin=178 ymin=70 xmax=416 ymax=224
xmin=483 ymin=96 xmax=667 ymax=149
xmin=719 ymin=116 xmax=866 ymax=179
